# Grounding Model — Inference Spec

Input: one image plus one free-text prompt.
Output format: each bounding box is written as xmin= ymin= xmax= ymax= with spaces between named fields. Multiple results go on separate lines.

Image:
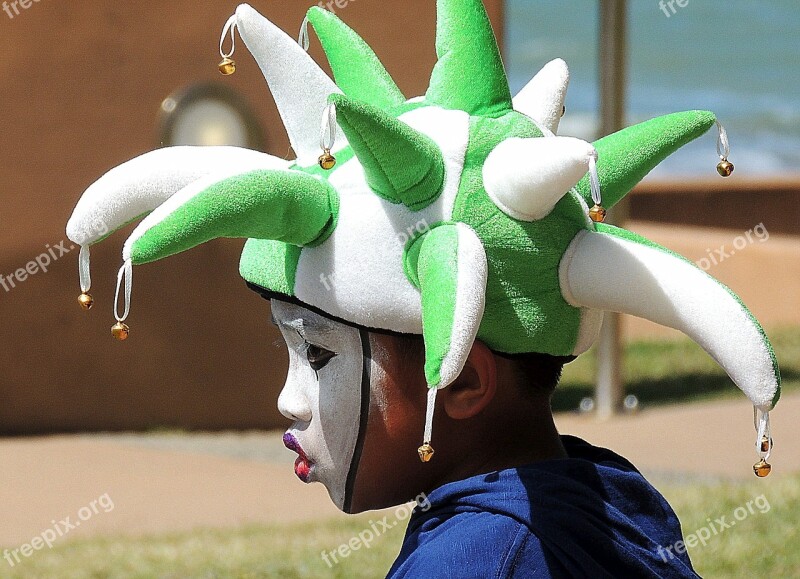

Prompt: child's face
xmin=272 ymin=300 xmax=430 ymax=513
xmin=272 ymin=300 xmax=366 ymax=511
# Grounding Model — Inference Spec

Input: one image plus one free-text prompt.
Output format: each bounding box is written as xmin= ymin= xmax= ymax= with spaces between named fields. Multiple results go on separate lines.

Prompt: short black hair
xmin=389 ymin=332 xmax=573 ymax=396
xmin=497 ymin=351 xmax=576 ymax=396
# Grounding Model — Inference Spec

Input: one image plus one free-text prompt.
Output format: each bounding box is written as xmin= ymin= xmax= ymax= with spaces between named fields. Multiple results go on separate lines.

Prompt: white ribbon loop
xmin=589 ymin=152 xmax=602 ymax=207
xmin=298 ymin=15 xmax=310 ymax=51
xmin=79 ymin=245 xmax=91 ymax=293
xmin=319 ymin=102 xmax=337 ymax=152
xmin=716 ymin=120 xmax=731 ymax=161
xmin=113 ymin=259 xmax=133 ymax=322
xmin=424 ymin=386 xmax=438 ymax=445
xmin=219 ymin=14 xmax=238 ymax=59
xmin=754 ymin=406 xmax=772 ymax=460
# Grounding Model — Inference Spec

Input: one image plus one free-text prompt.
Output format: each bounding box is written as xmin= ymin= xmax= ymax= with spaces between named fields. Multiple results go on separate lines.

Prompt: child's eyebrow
xmin=274 ymin=316 xmax=335 ymax=336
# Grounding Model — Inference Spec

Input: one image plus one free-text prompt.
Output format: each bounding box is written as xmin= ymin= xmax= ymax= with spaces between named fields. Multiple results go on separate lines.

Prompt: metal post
xmin=596 ymin=0 xmax=628 ymax=418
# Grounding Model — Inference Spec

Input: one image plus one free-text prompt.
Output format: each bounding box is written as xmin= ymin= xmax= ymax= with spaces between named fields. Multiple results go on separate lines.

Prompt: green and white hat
xmin=66 ymin=0 xmax=779 ymax=471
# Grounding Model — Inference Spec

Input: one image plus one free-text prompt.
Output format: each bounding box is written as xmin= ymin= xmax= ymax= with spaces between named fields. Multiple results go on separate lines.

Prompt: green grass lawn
xmin=659 ymin=472 xmax=800 ymax=578
xmin=1 ymin=516 xmax=404 ymax=579
xmin=4 ymin=471 xmax=799 ymax=578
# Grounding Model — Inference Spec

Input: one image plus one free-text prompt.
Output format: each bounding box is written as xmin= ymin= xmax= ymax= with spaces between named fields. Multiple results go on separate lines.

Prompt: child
xmin=270 ymin=299 xmax=698 ymax=576
xmin=66 ymin=2 xmax=780 ymax=576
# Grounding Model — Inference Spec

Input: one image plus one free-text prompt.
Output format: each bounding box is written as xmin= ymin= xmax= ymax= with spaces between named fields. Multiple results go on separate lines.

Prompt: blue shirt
xmin=388 ymin=436 xmax=698 ymax=578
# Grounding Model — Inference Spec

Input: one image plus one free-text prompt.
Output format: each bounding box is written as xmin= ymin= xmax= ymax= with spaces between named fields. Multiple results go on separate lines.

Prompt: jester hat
xmin=66 ymin=1 xmax=779 ymax=470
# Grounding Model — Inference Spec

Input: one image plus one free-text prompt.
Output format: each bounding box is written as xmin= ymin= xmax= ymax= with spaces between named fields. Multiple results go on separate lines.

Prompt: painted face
xmin=271 ymin=300 xmax=370 ymax=512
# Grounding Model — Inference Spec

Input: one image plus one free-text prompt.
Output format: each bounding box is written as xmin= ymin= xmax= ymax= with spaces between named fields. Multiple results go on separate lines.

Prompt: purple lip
xmin=282 ymin=432 xmax=305 ymax=456
xmin=283 ymin=432 xmax=312 ymax=483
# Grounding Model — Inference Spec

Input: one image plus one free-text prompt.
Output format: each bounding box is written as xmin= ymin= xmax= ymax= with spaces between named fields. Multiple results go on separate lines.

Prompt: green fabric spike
xmin=426 ymin=0 xmax=512 ymax=116
xmin=306 ymin=7 xmax=405 ymax=110
xmin=239 ymin=238 xmax=302 ymax=298
xmin=129 ymin=170 xmax=338 ymax=265
xmin=576 ymin=110 xmax=716 ymax=209
xmin=404 ymin=225 xmax=460 ymax=387
xmin=330 ymin=94 xmax=445 ymax=210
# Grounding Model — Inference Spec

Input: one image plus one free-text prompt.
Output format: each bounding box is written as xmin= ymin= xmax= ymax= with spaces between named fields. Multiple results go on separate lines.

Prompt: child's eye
xmin=305 ymin=344 xmax=336 ymax=371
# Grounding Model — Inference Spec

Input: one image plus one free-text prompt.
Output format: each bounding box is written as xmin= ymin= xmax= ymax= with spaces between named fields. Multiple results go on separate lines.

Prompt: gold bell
xmin=760 ymin=436 xmax=773 ymax=453
xmin=418 ymin=443 xmax=434 ymax=463
xmin=218 ymin=57 xmax=236 ymax=75
xmin=716 ymin=159 xmax=734 ymax=177
xmin=589 ymin=204 xmax=607 ymax=223
xmin=111 ymin=322 xmax=130 ymax=341
xmin=78 ymin=292 xmax=94 ymax=311
xmin=753 ymin=458 xmax=771 ymax=478
xmin=318 ymin=149 xmax=336 ymax=171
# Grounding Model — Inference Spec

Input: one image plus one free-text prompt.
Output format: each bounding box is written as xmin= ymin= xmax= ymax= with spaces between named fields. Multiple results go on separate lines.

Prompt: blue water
xmin=506 ymin=0 xmax=800 ymax=176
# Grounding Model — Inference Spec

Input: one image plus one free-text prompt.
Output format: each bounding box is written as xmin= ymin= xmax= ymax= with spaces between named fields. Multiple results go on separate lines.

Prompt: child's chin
xmin=321 ymin=479 xmax=355 ymax=513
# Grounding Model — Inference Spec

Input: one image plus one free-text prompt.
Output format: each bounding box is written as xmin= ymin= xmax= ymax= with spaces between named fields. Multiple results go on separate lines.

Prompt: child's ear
xmin=441 ymin=340 xmax=497 ymax=420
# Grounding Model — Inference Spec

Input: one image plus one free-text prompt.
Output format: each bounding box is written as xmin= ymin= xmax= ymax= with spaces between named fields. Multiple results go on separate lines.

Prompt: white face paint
xmin=272 ymin=300 xmax=367 ymax=511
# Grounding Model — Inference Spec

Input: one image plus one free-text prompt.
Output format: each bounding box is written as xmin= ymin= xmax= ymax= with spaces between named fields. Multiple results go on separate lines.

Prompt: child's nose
xmin=277 ymin=376 xmax=313 ymax=423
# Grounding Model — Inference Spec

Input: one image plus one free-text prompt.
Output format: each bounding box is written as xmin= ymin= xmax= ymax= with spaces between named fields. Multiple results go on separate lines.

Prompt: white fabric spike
xmin=559 ymin=230 xmax=780 ymax=410
xmin=66 ymin=146 xmax=288 ymax=248
xmin=234 ymin=4 xmax=345 ymax=165
xmin=483 ymin=137 xmax=596 ymax=222
xmin=437 ymin=223 xmax=488 ymax=388
xmin=121 ymin=166 xmax=287 ymax=262
xmin=66 ymin=146 xmax=287 ymax=299
xmin=513 ymin=58 xmax=570 ymax=134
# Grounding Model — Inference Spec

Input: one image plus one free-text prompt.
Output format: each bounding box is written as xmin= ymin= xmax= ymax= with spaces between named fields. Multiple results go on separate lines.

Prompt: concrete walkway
xmin=1 ymin=393 xmax=798 ymax=547
xmin=555 ymin=392 xmax=800 ymax=482
xmin=0 ymin=434 xmax=341 ymax=547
